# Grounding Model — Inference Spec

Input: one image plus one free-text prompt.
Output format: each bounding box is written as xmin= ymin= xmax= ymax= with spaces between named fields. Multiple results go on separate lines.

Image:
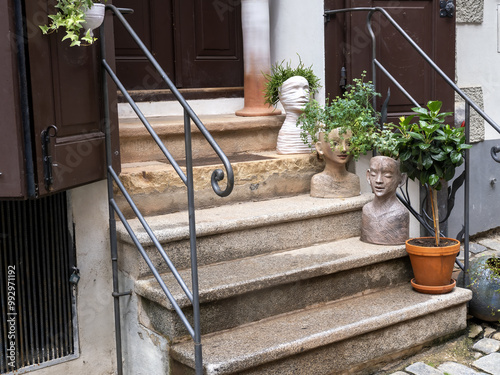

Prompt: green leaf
xmin=408 ymin=131 xmax=425 ymax=141
xmin=427 ymin=100 xmax=442 ymax=113
xmin=422 ymin=154 xmax=433 ymax=169
xmin=450 ymin=150 xmax=462 ymax=164
xmin=428 ymin=174 xmax=440 ymax=187
xmin=431 ymin=152 xmax=447 ymax=161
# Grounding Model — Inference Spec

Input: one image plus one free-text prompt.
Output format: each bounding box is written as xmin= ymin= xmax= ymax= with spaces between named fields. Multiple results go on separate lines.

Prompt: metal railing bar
xmin=105 ymin=4 xmax=233 ymax=198
xmin=109 ymin=167 xmax=194 ymax=303
xmin=184 ymin=109 xmax=204 ymax=371
xmin=101 ymin=60 xmax=187 ymax=185
xmin=373 ymin=59 xmax=419 ymax=108
xmin=326 ymin=7 xmax=500 ymax=135
xmin=463 ymin=102 xmax=471 ymax=285
xmin=109 ymin=198 xmax=196 ymax=339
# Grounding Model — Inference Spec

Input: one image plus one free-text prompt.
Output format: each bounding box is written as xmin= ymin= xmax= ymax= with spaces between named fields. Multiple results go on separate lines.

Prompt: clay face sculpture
xmin=276 ymin=76 xmax=311 ymax=154
xmin=310 ymin=128 xmax=360 ymax=198
xmin=360 ymin=156 xmax=409 ymax=245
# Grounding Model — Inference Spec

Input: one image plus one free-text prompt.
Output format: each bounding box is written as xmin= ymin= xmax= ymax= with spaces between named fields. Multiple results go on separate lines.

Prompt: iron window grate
xmin=1 ymin=192 xmax=77 ymax=373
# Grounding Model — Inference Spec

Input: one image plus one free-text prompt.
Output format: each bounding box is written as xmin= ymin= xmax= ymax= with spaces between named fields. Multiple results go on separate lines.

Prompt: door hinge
xmin=340 ymin=66 xmax=347 ymax=91
xmin=41 ymin=125 xmax=58 ymax=191
xmin=440 ymin=0 xmax=455 ymax=18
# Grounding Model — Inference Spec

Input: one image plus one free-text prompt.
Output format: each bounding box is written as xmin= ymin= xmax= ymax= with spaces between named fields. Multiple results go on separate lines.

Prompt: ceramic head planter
xmin=360 ymin=156 xmax=409 ymax=245
xmin=276 ymin=76 xmax=312 ymax=154
xmin=310 ymin=128 xmax=361 ymax=198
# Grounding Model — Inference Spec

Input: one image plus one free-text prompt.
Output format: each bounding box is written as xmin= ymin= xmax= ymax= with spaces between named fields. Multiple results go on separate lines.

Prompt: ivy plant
xmin=263 ymin=56 xmax=321 ymax=107
xmin=298 ymin=72 xmax=380 ymax=161
xmin=375 ymin=100 xmax=472 ymax=246
xmin=40 ymin=0 xmax=103 ymax=47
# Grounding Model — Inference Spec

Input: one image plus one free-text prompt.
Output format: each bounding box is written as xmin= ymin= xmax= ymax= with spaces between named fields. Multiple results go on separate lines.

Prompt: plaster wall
xmin=456 ymin=0 xmax=500 ymax=140
xmin=269 ymin=0 xmax=326 ymax=105
xmin=34 ymin=180 xmax=116 ymax=375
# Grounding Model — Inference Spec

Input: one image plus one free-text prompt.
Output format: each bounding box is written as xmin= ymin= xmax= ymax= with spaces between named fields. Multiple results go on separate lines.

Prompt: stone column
xmin=236 ymin=0 xmax=280 ymax=117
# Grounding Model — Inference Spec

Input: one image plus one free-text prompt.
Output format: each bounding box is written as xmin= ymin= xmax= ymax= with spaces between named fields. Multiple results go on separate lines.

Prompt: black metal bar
xmin=109 ymin=198 xmax=196 ymax=338
xmin=99 ymin=19 xmax=124 ymax=375
xmin=101 ymin=60 xmax=187 ymax=185
xmin=464 ymin=103 xmax=471 ymax=287
xmin=109 ymin=168 xmax=194 ymax=303
xmin=373 ymin=60 xmax=419 ymax=107
xmin=184 ymin=110 xmax=203 ymax=375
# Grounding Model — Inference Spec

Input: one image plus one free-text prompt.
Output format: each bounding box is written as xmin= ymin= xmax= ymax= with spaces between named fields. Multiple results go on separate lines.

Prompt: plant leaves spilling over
xmin=297 ymin=71 xmax=380 ymax=161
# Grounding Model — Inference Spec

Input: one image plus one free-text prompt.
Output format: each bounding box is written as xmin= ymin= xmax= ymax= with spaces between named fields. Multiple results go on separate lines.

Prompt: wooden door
xmin=23 ymin=0 xmax=119 ymax=197
xmin=325 ymin=0 xmax=456 ymax=120
xmin=113 ymin=0 xmax=243 ymax=90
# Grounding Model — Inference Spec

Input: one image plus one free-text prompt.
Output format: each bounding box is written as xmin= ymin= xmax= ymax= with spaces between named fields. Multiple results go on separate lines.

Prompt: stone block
xmin=456 ymin=0 xmax=484 ymax=24
xmin=472 ymin=338 xmax=500 ymax=354
xmin=473 ymin=352 xmax=500 ymax=374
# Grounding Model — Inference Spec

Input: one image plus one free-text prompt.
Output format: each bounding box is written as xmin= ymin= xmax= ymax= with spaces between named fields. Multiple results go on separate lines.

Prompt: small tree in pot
xmin=377 ymin=100 xmax=472 ymax=293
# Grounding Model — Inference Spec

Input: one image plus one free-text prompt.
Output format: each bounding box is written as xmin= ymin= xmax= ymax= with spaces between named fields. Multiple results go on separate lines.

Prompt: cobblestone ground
xmin=378 ymin=231 xmax=500 ymax=375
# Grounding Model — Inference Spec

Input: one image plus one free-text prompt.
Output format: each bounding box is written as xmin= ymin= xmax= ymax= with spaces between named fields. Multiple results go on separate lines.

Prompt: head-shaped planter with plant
xmin=378 ymin=100 xmax=472 ymax=246
xmin=40 ymin=0 xmax=106 ymax=47
xmin=263 ymin=56 xmax=321 ymax=108
xmin=298 ymin=72 xmax=380 ymax=161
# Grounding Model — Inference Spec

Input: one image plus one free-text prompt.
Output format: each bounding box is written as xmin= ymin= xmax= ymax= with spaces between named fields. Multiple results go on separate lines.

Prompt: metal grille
xmin=0 ymin=192 xmax=76 ymax=374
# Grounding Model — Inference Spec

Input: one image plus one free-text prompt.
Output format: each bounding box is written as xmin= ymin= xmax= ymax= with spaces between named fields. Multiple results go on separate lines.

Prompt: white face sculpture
xmin=279 ymin=76 xmax=310 ymax=113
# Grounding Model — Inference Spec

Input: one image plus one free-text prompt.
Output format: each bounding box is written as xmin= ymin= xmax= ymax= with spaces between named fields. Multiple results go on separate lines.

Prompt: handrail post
xmin=464 ymin=103 xmax=471 ymax=288
xmin=99 ymin=19 xmax=124 ymax=375
xmin=184 ymin=110 xmax=203 ymax=375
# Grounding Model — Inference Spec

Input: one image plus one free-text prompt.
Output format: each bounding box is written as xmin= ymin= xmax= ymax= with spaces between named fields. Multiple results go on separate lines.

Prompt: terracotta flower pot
xmin=406 ymin=237 xmax=460 ymax=294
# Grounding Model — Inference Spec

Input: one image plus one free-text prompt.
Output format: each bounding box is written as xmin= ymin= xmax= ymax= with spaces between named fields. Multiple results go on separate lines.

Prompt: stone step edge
xmin=118 ymin=113 xmax=284 ymax=137
xmin=134 ymin=237 xmax=407 ymax=309
xmin=116 ymin=193 xmax=373 ymax=246
xmin=170 ymin=285 xmax=472 ymax=375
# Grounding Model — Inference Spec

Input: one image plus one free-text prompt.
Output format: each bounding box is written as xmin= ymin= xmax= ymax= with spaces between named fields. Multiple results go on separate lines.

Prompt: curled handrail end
xmin=211 ymin=169 xmax=234 ymax=197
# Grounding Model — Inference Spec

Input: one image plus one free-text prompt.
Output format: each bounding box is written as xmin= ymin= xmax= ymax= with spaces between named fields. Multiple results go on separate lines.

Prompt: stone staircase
xmin=115 ymin=108 xmax=472 ymax=374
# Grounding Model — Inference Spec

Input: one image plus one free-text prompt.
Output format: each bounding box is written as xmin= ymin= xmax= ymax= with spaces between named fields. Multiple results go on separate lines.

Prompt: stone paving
xmin=380 ymin=232 xmax=500 ymax=375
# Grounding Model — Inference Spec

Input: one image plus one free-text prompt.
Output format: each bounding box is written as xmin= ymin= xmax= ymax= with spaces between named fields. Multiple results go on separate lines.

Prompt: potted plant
xmin=377 ymin=100 xmax=472 ymax=294
xmin=39 ymin=0 xmax=106 ymax=47
xmin=263 ymin=56 xmax=321 ymax=154
xmin=298 ymin=72 xmax=380 ymax=198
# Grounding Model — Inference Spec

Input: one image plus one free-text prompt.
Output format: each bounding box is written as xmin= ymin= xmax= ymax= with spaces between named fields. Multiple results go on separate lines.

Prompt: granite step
xmin=135 ymin=237 xmax=410 ymax=340
xmin=114 ymin=151 xmax=323 ymax=217
xmin=118 ymin=114 xmax=285 ymax=164
xmin=117 ymin=194 xmax=373 ymax=278
xmin=170 ymin=284 xmax=472 ymax=375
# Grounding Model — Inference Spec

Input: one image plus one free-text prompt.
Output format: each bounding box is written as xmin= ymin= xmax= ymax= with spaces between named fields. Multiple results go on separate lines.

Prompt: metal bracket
xmin=41 ymin=125 xmax=58 ymax=191
xmin=440 ymin=0 xmax=455 ymax=18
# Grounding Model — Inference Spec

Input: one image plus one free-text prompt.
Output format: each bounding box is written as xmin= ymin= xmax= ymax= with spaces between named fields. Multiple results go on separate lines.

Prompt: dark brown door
xmin=113 ymin=0 xmax=243 ymax=90
xmin=23 ymin=1 xmax=119 ymax=197
xmin=325 ymin=0 xmax=456 ymax=120
xmin=0 ymin=1 xmax=27 ymax=198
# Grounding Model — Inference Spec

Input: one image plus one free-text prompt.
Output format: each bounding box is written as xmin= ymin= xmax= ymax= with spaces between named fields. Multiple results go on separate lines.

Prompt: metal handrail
xmin=100 ymin=5 xmax=234 ymax=375
xmin=325 ymin=7 xmax=500 ymax=285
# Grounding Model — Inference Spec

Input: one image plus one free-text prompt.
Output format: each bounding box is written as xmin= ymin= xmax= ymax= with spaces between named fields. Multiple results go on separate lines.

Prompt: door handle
xmin=440 ymin=0 xmax=454 ymax=18
xmin=41 ymin=125 xmax=58 ymax=191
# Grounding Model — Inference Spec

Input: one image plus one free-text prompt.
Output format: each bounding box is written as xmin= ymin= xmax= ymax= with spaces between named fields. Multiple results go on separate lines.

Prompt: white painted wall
xmin=456 ymin=1 xmax=500 ymax=140
xmin=34 ymin=181 xmax=116 ymax=375
xmin=269 ymin=0 xmax=326 ymax=105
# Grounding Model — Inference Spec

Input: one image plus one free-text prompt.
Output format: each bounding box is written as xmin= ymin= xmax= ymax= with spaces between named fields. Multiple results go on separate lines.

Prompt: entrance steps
xmin=115 ymin=112 xmax=472 ymax=374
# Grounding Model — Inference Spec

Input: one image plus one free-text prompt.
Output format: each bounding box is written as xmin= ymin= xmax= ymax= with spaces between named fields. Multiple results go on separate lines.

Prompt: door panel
xmin=25 ymin=0 xmax=119 ymax=196
xmin=174 ymin=0 xmax=243 ymax=88
xmin=113 ymin=0 xmax=243 ymax=90
xmin=325 ymin=0 xmax=455 ymax=121
xmin=113 ymin=0 xmax=175 ymax=90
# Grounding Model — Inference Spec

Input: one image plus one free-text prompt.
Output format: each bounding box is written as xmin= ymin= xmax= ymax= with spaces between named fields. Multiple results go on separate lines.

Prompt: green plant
xmin=298 ymin=72 xmax=380 ymax=161
xmin=263 ymin=56 xmax=321 ymax=107
xmin=375 ymin=100 xmax=472 ymax=246
xmin=40 ymin=0 xmax=104 ymax=47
